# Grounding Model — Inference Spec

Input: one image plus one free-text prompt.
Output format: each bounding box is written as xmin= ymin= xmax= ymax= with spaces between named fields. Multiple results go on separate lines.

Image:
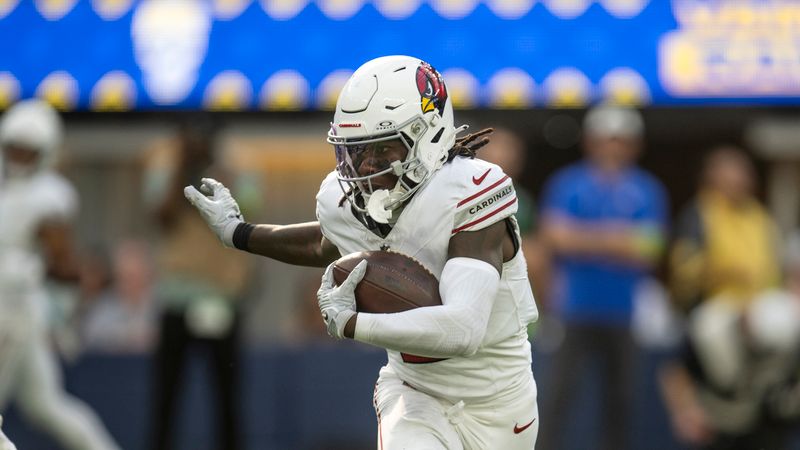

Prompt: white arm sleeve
xmin=353 ymin=257 xmax=500 ymax=358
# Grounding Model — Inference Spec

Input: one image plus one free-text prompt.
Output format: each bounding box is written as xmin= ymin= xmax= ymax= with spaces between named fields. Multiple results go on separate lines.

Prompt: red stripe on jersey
xmin=452 ymin=197 xmax=517 ymax=234
xmin=456 ymin=175 xmax=510 ymax=207
xmin=400 ymin=353 xmax=448 ymax=364
xmin=374 ymin=382 xmax=384 ymax=449
xmin=378 ymin=415 xmax=384 ymax=450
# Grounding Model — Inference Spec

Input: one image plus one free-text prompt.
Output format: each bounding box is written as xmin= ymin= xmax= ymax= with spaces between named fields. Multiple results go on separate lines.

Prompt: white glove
xmin=184 ymin=178 xmax=243 ymax=247
xmin=0 ymin=416 xmax=18 ymax=450
xmin=317 ymin=260 xmax=367 ymax=339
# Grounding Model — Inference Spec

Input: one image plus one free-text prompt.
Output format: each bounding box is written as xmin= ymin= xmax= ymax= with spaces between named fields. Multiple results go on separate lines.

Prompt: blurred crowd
xmin=466 ymin=106 xmax=800 ymax=450
xmin=528 ymin=107 xmax=800 ymax=450
xmin=2 ymin=99 xmax=800 ymax=450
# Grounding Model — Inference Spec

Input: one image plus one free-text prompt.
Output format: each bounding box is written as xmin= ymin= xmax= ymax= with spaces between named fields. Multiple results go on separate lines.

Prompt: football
xmin=332 ymin=250 xmax=441 ymax=314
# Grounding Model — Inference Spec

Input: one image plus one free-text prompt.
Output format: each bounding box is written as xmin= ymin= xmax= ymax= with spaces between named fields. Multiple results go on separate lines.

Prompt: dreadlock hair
xmin=446 ymin=127 xmax=494 ymax=163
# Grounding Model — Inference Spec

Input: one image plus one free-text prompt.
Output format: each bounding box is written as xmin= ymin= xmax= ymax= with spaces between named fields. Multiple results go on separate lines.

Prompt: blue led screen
xmin=1 ymin=0 xmax=799 ymax=110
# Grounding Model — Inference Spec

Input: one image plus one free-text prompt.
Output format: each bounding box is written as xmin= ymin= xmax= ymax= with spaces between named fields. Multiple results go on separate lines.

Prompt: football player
xmin=186 ymin=56 xmax=540 ymax=449
xmin=0 ymin=100 xmax=120 ymax=450
xmin=0 ymin=416 xmax=17 ymax=450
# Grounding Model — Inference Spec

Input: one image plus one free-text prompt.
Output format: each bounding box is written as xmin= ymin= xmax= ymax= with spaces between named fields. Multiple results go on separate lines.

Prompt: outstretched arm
xmin=184 ymin=178 xmax=339 ymax=268
xmin=245 ymin=222 xmax=340 ymax=267
xmin=38 ymin=219 xmax=81 ymax=282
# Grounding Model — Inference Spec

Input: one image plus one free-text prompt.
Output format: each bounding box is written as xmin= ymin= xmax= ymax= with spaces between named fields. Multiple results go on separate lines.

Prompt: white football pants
xmin=373 ymin=366 xmax=539 ymax=450
xmin=0 ymin=289 xmax=120 ymax=450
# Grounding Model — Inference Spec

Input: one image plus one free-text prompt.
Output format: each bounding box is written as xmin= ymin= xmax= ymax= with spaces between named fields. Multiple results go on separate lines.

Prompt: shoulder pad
xmin=449 ymin=159 xmax=517 ymax=234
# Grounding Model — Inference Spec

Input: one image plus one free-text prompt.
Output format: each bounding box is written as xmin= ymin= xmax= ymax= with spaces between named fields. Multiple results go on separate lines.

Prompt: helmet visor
xmin=335 ymin=138 xmax=410 ymax=194
xmin=2 ymin=143 xmax=41 ymax=166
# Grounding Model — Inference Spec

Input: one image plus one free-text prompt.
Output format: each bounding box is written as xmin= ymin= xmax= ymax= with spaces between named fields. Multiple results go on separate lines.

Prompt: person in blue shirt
xmin=537 ymin=105 xmax=668 ymax=450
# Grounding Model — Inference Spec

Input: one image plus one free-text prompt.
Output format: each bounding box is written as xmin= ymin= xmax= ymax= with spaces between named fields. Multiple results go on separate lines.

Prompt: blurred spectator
xmin=78 ymin=244 xmax=113 ymax=309
xmin=0 ymin=100 xmax=120 ymax=450
xmin=669 ymin=146 xmax=779 ymax=311
xmin=284 ymin=268 xmax=330 ymax=344
xmin=143 ymin=118 xmax=256 ymax=450
xmin=658 ymin=146 xmax=796 ymax=449
xmin=537 ymin=105 xmax=668 ymax=450
xmin=478 ymin=127 xmax=551 ymax=322
xmin=478 ymin=128 xmax=536 ymax=233
xmin=82 ymin=239 xmax=157 ymax=354
xmin=658 ymin=290 xmax=800 ymax=450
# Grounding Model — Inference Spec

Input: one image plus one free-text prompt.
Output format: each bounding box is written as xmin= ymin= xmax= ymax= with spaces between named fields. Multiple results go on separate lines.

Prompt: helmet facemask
xmin=330 ymin=115 xmax=434 ymax=224
xmin=1 ymin=143 xmax=43 ymax=180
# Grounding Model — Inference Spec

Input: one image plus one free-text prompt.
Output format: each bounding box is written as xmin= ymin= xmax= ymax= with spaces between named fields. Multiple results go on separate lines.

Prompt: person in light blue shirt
xmin=537 ymin=105 xmax=668 ymax=450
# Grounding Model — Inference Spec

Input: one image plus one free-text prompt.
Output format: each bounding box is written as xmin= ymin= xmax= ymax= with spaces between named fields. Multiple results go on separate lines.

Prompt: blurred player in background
xmin=185 ymin=55 xmax=540 ymax=449
xmin=143 ymin=118 xmax=255 ymax=450
xmin=537 ymin=105 xmax=668 ymax=450
xmin=0 ymin=416 xmax=16 ymax=450
xmin=0 ymin=100 xmax=120 ymax=450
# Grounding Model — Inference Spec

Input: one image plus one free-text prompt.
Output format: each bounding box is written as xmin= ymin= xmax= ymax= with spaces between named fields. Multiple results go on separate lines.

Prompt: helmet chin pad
xmin=366 ymin=189 xmax=394 ymax=224
xmin=365 ymin=187 xmax=410 ymax=224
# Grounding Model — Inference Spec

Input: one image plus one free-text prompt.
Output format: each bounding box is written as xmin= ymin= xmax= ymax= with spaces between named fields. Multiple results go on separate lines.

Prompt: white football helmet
xmin=746 ymin=290 xmax=800 ymax=354
xmin=0 ymin=99 xmax=63 ymax=177
xmin=327 ymin=55 xmax=460 ymax=224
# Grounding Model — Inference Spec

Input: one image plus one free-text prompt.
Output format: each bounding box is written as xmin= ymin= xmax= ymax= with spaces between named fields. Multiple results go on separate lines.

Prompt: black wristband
xmin=232 ymin=222 xmax=255 ymax=251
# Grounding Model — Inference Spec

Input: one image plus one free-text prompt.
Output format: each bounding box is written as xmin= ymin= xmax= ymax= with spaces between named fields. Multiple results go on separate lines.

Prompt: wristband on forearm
xmin=232 ymin=222 xmax=255 ymax=251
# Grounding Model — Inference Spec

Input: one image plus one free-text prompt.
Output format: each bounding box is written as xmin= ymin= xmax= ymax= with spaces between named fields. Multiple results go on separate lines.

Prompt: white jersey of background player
xmin=0 ymin=415 xmax=16 ymax=450
xmin=0 ymin=99 xmax=120 ymax=450
xmin=185 ymin=55 xmax=540 ymax=449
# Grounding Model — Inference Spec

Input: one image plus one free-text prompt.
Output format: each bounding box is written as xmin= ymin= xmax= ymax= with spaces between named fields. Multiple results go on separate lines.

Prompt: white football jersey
xmin=0 ymin=171 xmax=78 ymax=293
xmin=317 ymin=156 xmax=539 ymax=402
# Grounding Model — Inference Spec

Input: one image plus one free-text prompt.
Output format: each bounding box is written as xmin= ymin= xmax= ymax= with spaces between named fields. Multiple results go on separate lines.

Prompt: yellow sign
xmin=203 ymin=71 xmax=253 ymax=111
xmin=0 ymin=0 xmax=19 ymax=19
xmin=487 ymin=68 xmax=535 ymax=109
xmin=91 ymin=71 xmax=136 ymax=111
xmin=661 ymin=1 xmax=800 ymax=97
xmin=92 ymin=0 xmax=133 ymax=20
xmin=543 ymin=67 xmax=591 ymax=107
xmin=442 ymin=68 xmax=479 ymax=109
xmin=316 ymin=70 xmax=353 ymax=110
xmin=0 ymin=72 xmax=20 ymax=110
xmin=260 ymin=70 xmax=310 ymax=111
xmin=36 ymin=71 xmax=78 ymax=111
xmin=34 ymin=0 xmax=77 ymax=20
xmin=660 ymin=29 xmax=800 ymax=96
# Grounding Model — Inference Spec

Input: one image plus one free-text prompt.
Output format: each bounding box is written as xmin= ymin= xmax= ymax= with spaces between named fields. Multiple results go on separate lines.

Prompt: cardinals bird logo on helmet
xmin=416 ymin=62 xmax=448 ymax=116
